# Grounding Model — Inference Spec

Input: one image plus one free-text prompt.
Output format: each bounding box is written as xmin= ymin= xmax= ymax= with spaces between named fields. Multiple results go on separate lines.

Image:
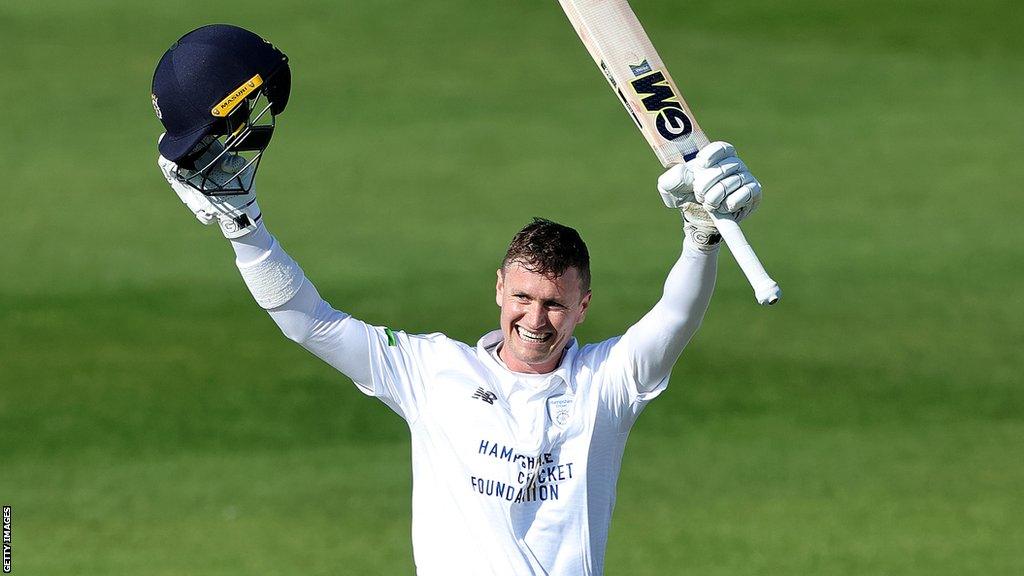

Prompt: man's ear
xmin=577 ymin=290 xmax=592 ymax=324
xmin=495 ymin=269 xmax=504 ymax=308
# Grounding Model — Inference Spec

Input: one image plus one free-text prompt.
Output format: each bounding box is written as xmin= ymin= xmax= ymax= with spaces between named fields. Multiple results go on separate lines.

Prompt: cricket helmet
xmin=152 ymin=24 xmax=290 ymax=194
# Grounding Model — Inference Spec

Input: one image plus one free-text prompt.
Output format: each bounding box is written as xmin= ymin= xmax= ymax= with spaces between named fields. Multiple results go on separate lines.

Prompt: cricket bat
xmin=557 ymin=0 xmax=781 ymax=305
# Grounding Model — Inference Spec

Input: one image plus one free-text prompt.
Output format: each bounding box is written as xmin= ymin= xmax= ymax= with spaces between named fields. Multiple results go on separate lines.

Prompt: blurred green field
xmin=2 ymin=0 xmax=1023 ymax=574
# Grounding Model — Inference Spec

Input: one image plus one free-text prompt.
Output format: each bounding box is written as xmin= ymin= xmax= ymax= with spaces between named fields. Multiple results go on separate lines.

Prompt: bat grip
xmin=708 ymin=213 xmax=781 ymax=305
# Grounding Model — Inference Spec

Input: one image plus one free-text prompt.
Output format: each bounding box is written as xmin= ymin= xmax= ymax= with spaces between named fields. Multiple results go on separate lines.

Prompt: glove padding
xmin=657 ymin=142 xmax=762 ymax=251
xmin=157 ymin=136 xmax=262 ymax=239
xmin=658 ymin=141 xmax=762 ymax=220
xmin=678 ymin=203 xmax=721 ymax=251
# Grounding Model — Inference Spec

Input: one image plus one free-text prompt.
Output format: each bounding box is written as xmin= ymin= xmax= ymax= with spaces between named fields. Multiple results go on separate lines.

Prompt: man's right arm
xmin=230 ymin=223 xmax=375 ymax=388
xmin=159 ymin=145 xmax=424 ymax=419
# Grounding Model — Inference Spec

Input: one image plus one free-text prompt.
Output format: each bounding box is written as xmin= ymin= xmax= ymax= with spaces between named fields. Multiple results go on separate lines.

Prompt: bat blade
xmin=558 ymin=0 xmax=709 ymax=167
xmin=558 ymin=0 xmax=781 ymax=306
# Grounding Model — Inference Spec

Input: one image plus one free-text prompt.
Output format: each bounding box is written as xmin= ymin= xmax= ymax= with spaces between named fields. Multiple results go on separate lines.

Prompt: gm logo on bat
xmin=629 ymin=68 xmax=694 ymax=144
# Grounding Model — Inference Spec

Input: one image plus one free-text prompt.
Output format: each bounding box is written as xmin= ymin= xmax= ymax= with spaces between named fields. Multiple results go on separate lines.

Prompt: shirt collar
xmin=476 ymin=329 xmax=578 ymax=396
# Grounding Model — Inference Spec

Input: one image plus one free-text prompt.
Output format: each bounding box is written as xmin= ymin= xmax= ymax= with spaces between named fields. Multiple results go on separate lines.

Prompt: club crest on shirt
xmin=547 ymin=393 xmax=574 ymax=427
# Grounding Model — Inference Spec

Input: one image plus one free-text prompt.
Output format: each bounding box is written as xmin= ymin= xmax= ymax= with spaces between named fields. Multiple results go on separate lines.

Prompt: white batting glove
xmin=657 ymin=142 xmax=762 ymax=250
xmin=157 ymin=136 xmax=262 ymax=239
xmin=658 ymin=142 xmax=762 ymax=219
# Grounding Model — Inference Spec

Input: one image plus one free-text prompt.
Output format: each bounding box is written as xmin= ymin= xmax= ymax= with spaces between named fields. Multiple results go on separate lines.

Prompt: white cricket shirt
xmin=231 ymin=225 xmax=718 ymax=575
xmin=360 ymin=326 xmax=666 ymax=576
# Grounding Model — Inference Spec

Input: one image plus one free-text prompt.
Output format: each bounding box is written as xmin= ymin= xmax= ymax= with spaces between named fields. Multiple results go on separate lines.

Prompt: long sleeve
xmin=229 ymin=224 xmax=375 ymax=389
xmin=617 ymin=237 xmax=719 ymax=393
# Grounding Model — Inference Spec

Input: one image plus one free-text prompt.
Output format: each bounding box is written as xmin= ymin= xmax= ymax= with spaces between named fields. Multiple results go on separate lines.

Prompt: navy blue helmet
xmin=152 ymin=24 xmax=290 ymax=194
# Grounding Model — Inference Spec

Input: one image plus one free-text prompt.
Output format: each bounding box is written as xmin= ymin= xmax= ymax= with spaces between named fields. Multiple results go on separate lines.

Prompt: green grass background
xmin=2 ymin=0 xmax=1022 ymax=573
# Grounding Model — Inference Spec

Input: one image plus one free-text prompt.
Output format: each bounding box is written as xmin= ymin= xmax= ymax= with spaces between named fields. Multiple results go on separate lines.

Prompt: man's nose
xmin=523 ymin=303 xmax=546 ymax=328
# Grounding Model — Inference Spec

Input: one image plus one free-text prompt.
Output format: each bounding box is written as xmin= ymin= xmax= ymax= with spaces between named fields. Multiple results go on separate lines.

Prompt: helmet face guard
xmin=176 ymin=83 xmax=280 ymax=196
xmin=152 ymin=24 xmax=291 ymax=196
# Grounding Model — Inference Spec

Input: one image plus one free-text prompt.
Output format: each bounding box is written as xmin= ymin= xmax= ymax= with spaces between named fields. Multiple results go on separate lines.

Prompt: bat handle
xmin=708 ymin=213 xmax=781 ymax=306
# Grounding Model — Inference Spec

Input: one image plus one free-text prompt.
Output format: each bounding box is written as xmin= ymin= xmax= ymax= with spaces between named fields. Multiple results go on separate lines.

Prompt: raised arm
xmin=158 ymin=144 xmax=375 ymax=389
xmin=621 ymin=237 xmax=718 ymax=391
xmin=229 ymin=224 xmax=375 ymax=386
xmin=150 ymin=27 xmax=414 ymax=409
xmin=621 ymin=142 xmax=763 ymax=391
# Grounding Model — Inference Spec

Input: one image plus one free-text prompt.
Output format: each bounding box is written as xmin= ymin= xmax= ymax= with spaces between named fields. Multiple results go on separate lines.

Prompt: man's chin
xmin=509 ymin=347 xmax=556 ymax=368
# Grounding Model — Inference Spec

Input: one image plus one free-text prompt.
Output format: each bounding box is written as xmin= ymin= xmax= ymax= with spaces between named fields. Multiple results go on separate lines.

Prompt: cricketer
xmin=153 ymin=24 xmax=763 ymax=576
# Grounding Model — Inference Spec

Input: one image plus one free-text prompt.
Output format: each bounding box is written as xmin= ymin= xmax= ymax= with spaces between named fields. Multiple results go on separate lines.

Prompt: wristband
xmin=236 ymin=239 xmax=305 ymax=309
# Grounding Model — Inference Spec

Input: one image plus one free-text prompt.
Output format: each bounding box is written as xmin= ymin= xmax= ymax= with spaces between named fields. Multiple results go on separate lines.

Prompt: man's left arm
xmin=620 ymin=141 xmax=763 ymax=393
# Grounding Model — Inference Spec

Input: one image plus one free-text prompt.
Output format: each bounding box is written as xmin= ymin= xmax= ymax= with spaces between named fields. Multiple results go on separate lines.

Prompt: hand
xmin=657 ymin=142 xmax=762 ymax=251
xmin=657 ymin=141 xmax=762 ymax=220
xmin=157 ymin=136 xmax=262 ymax=238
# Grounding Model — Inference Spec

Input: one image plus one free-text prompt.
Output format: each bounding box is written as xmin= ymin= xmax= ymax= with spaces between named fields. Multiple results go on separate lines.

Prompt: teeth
xmin=517 ymin=326 xmax=550 ymax=342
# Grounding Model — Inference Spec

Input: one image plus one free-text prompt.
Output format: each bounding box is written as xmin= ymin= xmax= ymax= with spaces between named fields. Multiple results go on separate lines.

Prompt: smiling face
xmin=495 ymin=262 xmax=591 ymax=374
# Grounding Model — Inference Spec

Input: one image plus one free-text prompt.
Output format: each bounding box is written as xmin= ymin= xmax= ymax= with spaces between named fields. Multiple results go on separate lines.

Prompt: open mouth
xmin=516 ymin=326 xmax=553 ymax=344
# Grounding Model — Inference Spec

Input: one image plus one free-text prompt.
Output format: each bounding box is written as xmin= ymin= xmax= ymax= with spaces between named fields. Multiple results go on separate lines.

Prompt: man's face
xmin=495 ymin=262 xmax=591 ymax=374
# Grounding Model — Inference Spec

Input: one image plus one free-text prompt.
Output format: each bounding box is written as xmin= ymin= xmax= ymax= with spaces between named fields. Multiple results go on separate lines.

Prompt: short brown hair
xmin=501 ymin=217 xmax=591 ymax=292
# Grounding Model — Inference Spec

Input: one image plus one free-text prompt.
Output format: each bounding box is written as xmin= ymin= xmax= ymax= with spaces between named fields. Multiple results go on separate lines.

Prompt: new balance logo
xmin=471 ymin=387 xmax=497 ymax=405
